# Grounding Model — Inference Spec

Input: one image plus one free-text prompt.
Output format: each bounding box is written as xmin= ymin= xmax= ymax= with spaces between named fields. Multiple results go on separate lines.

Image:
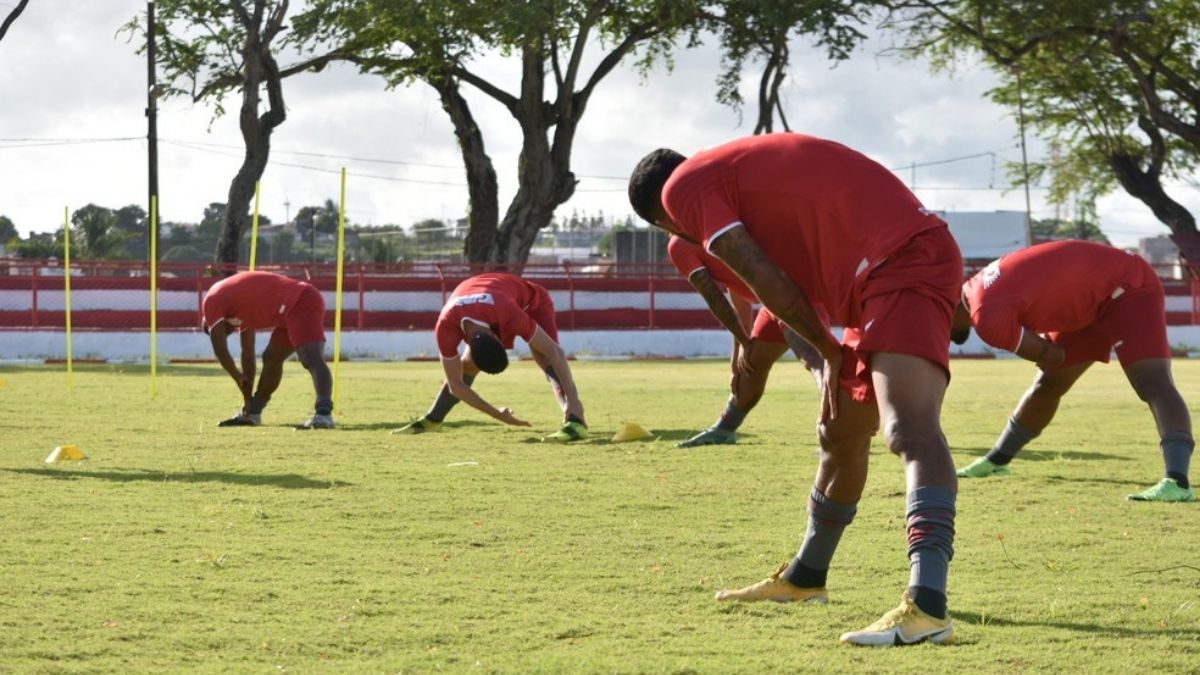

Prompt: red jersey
xmin=667 ymin=235 xmax=756 ymax=302
xmin=435 ymin=273 xmax=548 ymax=358
xmin=202 ymin=271 xmax=309 ymax=333
xmin=661 ymin=133 xmax=944 ymax=327
xmin=963 ymin=240 xmax=1159 ymax=352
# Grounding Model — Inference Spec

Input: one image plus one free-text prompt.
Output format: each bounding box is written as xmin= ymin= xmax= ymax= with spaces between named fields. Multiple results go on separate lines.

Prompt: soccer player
xmin=668 ymin=235 xmax=823 ymax=447
xmin=203 ymin=270 xmax=334 ymax=429
xmin=952 ymin=240 xmax=1194 ymax=502
xmin=629 ymin=133 xmax=963 ymax=646
xmin=393 ymin=272 xmax=588 ymax=441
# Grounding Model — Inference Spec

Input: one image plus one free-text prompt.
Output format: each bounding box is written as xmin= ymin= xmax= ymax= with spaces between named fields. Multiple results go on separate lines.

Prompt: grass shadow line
xmin=954 ymin=610 xmax=1200 ymax=640
xmin=4 ymin=467 xmax=350 ymax=490
xmin=955 ymin=446 xmax=1123 ymax=462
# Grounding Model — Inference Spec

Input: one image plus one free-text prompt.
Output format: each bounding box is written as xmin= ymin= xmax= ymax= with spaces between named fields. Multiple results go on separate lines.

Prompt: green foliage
xmin=11 ymin=232 xmax=64 ymax=259
xmin=0 ymin=360 xmax=1198 ymax=670
xmin=70 ymin=204 xmax=127 ymax=260
xmin=1031 ymin=217 xmax=1110 ymax=244
xmin=0 ymin=214 xmax=17 ymax=244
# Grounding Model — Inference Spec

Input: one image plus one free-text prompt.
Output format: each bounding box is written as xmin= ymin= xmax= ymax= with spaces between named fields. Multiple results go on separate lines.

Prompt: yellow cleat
xmin=390 ymin=417 xmax=443 ymax=435
xmin=714 ymin=562 xmax=828 ymax=604
xmin=839 ymin=591 xmax=953 ymax=646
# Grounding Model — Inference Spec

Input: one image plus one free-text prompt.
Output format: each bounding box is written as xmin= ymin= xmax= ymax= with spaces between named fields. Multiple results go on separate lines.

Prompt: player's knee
xmin=882 ymin=418 xmax=943 ymax=459
xmin=1129 ymin=372 xmax=1176 ymax=404
xmin=296 ymin=345 xmax=325 ymax=370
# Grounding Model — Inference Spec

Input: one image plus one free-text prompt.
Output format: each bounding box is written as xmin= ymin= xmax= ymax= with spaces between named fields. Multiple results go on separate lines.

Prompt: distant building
xmin=935 ymin=210 xmax=1029 ymax=261
xmin=614 ymin=229 xmax=669 ymax=267
xmin=1138 ymin=235 xmax=1183 ymax=279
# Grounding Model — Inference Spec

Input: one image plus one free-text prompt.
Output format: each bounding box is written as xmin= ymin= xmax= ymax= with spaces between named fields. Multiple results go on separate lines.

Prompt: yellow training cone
xmin=45 ymin=445 xmax=87 ymax=463
xmin=612 ymin=422 xmax=653 ymax=442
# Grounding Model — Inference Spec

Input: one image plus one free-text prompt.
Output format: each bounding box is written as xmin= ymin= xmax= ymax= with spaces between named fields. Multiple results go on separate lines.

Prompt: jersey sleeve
xmin=971 ymin=304 xmax=1023 ymax=353
xmin=662 ymin=165 xmax=741 ymax=252
xmin=201 ymin=290 xmax=227 ymax=332
xmin=667 ymin=236 xmax=706 ymax=279
xmin=435 ymin=316 xmax=464 ymax=359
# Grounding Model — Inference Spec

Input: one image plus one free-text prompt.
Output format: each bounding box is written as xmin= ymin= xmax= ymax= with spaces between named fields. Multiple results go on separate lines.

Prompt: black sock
xmin=909 ymin=585 xmax=948 ymax=620
xmin=566 ymin=413 xmax=585 ymax=427
xmin=714 ymin=398 xmax=747 ymax=433
xmin=782 ymin=560 xmax=827 ymax=589
xmin=426 ymin=374 xmax=474 ymax=423
xmin=1167 ymin=471 xmax=1190 ymax=489
xmin=314 ymin=397 xmax=333 ymax=416
xmin=247 ymin=394 xmax=269 ymax=414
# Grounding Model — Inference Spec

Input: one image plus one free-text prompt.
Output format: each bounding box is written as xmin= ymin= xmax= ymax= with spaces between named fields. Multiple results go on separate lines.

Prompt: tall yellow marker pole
xmin=63 ymin=207 xmax=74 ymax=393
xmin=249 ymin=181 xmax=261 ymax=270
xmin=332 ymin=168 xmax=347 ymax=409
xmin=150 ymin=195 xmax=159 ymax=398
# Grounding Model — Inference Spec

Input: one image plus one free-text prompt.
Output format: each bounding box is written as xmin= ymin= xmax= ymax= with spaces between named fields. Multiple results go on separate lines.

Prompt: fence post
xmin=564 ymin=261 xmax=576 ymax=330
xmin=195 ymin=269 xmax=205 ymax=328
xmin=30 ymin=265 xmax=39 ymax=328
xmin=357 ymin=265 xmax=366 ymax=330
xmin=436 ymin=263 xmax=447 ymax=305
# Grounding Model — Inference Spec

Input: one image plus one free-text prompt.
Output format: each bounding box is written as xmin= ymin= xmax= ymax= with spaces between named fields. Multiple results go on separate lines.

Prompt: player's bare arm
xmin=689 ymin=268 xmax=752 ymax=350
xmin=209 ymin=323 xmax=245 ymax=394
xmin=239 ymin=329 xmax=256 ymax=406
xmin=709 ymin=225 xmax=843 ymax=420
xmin=441 ymin=354 xmax=531 ymax=427
xmin=729 ymin=293 xmax=758 ymax=375
xmin=528 ymin=327 xmax=585 ymax=419
xmin=1015 ymin=328 xmax=1066 ymax=370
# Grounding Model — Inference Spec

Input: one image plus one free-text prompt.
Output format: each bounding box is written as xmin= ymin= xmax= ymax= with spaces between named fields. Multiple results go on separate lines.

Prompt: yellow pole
xmin=150 ymin=195 xmax=158 ymax=398
xmin=333 ymin=168 xmax=347 ymax=409
xmin=63 ymin=207 xmax=73 ymax=393
xmin=249 ymin=181 xmax=261 ymax=270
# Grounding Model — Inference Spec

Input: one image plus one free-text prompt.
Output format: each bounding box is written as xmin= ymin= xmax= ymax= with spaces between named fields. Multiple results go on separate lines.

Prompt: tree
xmin=411 ymin=218 xmax=449 ymax=243
xmin=71 ymin=204 xmax=126 ymax=260
xmin=12 ymin=232 xmax=63 ymax=260
xmin=295 ymin=0 xmax=703 ymax=264
xmin=886 ymin=0 xmax=1199 ymax=245
xmin=113 ymin=204 xmax=149 ymax=259
xmin=128 ymin=1 xmax=354 ymax=266
xmin=0 ymin=215 xmax=18 ymax=245
xmin=0 ymin=0 xmax=29 ymax=45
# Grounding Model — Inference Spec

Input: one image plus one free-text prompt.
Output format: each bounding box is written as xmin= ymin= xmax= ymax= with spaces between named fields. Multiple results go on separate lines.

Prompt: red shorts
xmin=269 ymin=283 xmax=327 ymax=349
xmin=1050 ymin=279 xmax=1171 ymax=368
xmin=838 ymin=226 xmax=962 ymax=403
xmin=750 ymin=307 xmax=787 ymax=344
xmin=527 ymin=285 xmax=559 ymax=343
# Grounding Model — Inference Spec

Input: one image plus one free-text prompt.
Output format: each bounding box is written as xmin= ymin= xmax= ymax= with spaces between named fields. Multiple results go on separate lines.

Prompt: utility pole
xmin=146 ymin=0 xmax=160 ymax=257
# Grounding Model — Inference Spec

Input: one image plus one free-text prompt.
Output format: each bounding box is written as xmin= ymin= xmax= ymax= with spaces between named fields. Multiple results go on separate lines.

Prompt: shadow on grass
xmin=335 ymin=420 xmax=497 ymax=432
xmin=954 ymin=610 xmax=1200 ymax=640
xmin=956 ymin=446 xmax=1122 ymax=462
xmin=4 ymin=467 xmax=350 ymax=490
xmin=1042 ymin=474 xmax=1145 ymax=487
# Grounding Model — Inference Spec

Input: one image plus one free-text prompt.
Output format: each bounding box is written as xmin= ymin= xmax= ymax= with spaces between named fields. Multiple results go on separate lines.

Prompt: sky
xmin=2 ymin=1 xmax=1198 ymax=249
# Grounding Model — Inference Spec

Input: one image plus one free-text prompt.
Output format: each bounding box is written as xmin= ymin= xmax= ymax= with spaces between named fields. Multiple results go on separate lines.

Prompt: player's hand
xmin=735 ymin=340 xmax=756 ymax=375
xmin=496 ymin=408 xmax=532 ymax=427
xmin=819 ymin=349 xmax=843 ymax=424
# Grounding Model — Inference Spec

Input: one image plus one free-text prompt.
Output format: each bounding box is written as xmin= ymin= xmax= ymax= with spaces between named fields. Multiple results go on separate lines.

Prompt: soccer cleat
xmin=839 ymin=591 xmax=953 ymax=646
xmin=544 ymin=421 xmax=589 ymax=443
xmin=714 ymin=562 xmax=828 ymax=604
xmin=677 ymin=426 xmax=737 ymax=448
xmin=956 ymin=457 xmax=1012 ymax=478
xmin=390 ymin=417 xmax=443 ymax=435
xmin=218 ymin=412 xmax=261 ymax=427
xmin=1126 ymin=478 xmax=1196 ymax=502
xmin=299 ymin=413 xmax=336 ymax=430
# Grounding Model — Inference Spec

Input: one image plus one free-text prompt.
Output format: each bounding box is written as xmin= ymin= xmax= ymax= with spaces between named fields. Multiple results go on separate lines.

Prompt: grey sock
xmin=907 ymin=485 xmax=956 ymax=618
xmin=426 ymin=374 xmax=475 ymax=422
xmin=714 ymin=398 xmax=747 ymax=433
xmin=985 ymin=417 xmax=1039 ymax=466
xmin=247 ymin=394 xmax=269 ymax=415
xmin=314 ymin=397 xmax=333 ymax=416
xmin=782 ymin=487 xmax=857 ymax=588
xmin=1161 ymin=431 xmax=1193 ymax=488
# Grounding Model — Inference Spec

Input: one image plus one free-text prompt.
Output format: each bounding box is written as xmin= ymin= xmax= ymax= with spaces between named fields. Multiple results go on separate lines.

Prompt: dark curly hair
xmin=628 ymin=148 xmax=686 ymax=224
xmin=470 ymin=331 xmax=509 ymax=374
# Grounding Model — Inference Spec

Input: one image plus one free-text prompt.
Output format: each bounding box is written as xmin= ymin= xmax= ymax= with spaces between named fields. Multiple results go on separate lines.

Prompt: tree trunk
xmin=1107 ymin=152 xmax=1196 ymax=237
xmin=432 ymin=75 xmax=500 ymax=265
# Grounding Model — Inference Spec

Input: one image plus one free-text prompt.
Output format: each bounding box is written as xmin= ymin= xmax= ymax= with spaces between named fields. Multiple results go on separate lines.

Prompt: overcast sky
xmin=2 ymin=1 xmax=1198 ymax=248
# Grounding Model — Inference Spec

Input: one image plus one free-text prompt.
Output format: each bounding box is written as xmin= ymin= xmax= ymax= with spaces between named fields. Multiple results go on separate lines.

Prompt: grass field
xmin=1 ymin=359 xmax=1198 ymax=673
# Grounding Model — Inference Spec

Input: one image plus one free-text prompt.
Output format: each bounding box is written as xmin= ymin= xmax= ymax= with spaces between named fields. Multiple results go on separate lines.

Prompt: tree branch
xmin=452 ymin=65 xmax=519 ymax=113
xmin=0 ymin=0 xmax=30 ymax=44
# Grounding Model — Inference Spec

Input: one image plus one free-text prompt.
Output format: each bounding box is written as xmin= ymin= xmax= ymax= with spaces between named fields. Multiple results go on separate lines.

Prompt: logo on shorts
xmin=451 ymin=292 xmax=495 ymax=307
xmin=982 ymin=260 xmax=1002 ymax=289
xmin=228 ymin=317 xmax=243 ymax=327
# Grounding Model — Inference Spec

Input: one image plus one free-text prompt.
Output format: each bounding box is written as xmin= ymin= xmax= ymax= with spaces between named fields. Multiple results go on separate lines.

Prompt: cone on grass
xmin=45 ymin=445 xmax=87 ymax=463
xmin=612 ymin=422 xmax=653 ymax=442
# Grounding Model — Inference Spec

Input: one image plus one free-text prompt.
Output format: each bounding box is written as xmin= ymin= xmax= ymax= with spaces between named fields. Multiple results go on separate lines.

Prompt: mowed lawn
xmin=1 ymin=358 xmax=1198 ymax=673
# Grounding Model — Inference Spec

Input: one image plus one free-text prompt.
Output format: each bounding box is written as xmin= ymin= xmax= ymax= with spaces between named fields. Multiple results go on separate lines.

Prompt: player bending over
xmin=630 ymin=132 xmax=962 ymax=646
xmin=952 ymin=240 xmax=1193 ymax=502
xmin=393 ymin=272 xmax=588 ymax=442
xmin=203 ymin=271 xmax=334 ymax=429
xmin=668 ymin=235 xmax=823 ymax=447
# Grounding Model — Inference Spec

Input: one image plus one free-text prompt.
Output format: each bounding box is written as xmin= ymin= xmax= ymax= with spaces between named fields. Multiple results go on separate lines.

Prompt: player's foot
xmin=218 ymin=412 xmax=261 ymax=427
xmin=839 ymin=591 xmax=953 ymax=646
xmin=1126 ymin=478 xmax=1196 ymax=502
xmin=714 ymin=562 xmax=828 ymax=604
xmin=299 ymin=413 xmax=336 ymax=430
xmin=677 ymin=426 xmax=737 ymax=448
xmin=956 ymin=457 xmax=1011 ymax=478
xmin=390 ymin=417 xmax=443 ymax=435
xmin=544 ymin=421 xmax=589 ymax=443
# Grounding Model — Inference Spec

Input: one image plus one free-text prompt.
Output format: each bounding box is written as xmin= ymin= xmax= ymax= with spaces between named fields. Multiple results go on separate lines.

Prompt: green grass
xmin=1 ymin=359 xmax=1198 ymax=672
